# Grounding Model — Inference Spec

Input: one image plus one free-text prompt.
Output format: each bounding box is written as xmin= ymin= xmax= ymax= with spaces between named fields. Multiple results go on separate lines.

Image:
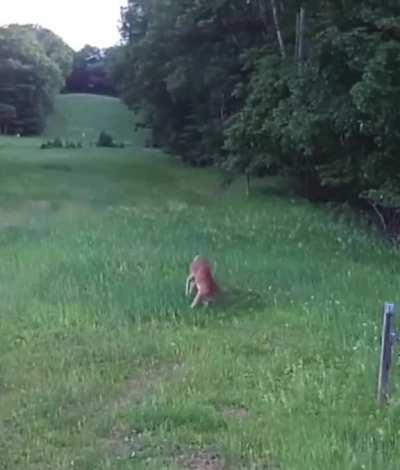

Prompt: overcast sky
xmin=1 ymin=0 xmax=128 ymax=50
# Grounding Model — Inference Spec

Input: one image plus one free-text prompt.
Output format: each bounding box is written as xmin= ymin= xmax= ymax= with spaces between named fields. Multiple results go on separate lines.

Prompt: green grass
xmin=43 ymin=93 xmax=148 ymax=145
xmin=0 ymin=94 xmax=399 ymax=469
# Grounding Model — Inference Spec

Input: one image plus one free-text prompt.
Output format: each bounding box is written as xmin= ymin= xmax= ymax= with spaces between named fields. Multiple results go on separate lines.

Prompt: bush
xmin=53 ymin=137 xmax=63 ymax=148
xmin=40 ymin=138 xmax=83 ymax=150
xmin=40 ymin=138 xmax=63 ymax=149
xmin=224 ymin=11 xmax=400 ymax=208
xmin=96 ymin=131 xmax=125 ymax=148
xmin=97 ymin=131 xmax=115 ymax=147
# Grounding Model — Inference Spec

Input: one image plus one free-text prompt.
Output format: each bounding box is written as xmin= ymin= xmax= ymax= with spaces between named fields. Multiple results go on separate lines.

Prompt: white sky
xmin=1 ymin=0 xmax=128 ymax=50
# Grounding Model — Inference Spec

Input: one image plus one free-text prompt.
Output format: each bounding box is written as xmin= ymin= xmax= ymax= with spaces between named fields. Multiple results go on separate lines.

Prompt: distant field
xmin=44 ymin=93 xmax=148 ymax=145
xmin=0 ymin=94 xmax=399 ymax=470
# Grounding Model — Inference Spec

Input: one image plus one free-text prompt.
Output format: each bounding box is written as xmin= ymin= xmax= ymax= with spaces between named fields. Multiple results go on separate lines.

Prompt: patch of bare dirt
xmin=0 ymin=199 xmax=94 ymax=231
xmin=106 ymin=427 xmax=149 ymax=461
xmin=0 ymin=200 xmax=51 ymax=229
xmin=113 ymin=363 xmax=184 ymax=410
xmin=175 ymin=449 xmax=225 ymax=470
xmin=104 ymin=363 xmax=185 ymax=456
xmin=221 ymin=406 xmax=249 ymax=421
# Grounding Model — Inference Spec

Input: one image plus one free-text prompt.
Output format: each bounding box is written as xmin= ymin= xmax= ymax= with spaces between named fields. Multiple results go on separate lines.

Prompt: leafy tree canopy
xmin=0 ymin=24 xmax=73 ymax=135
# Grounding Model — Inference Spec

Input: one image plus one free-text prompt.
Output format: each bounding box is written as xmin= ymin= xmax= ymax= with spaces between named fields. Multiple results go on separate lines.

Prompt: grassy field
xmin=43 ymin=93 xmax=147 ymax=145
xmin=0 ymin=94 xmax=399 ymax=470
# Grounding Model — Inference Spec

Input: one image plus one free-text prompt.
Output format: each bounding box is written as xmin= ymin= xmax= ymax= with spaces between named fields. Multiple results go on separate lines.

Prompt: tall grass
xmin=0 ymin=95 xmax=399 ymax=469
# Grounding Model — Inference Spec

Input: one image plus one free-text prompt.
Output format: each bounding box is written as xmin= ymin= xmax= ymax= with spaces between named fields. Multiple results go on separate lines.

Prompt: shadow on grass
xmin=173 ymin=286 xmax=266 ymax=327
xmin=218 ymin=286 xmax=265 ymax=312
xmin=40 ymin=163 xmax=73 ymax=172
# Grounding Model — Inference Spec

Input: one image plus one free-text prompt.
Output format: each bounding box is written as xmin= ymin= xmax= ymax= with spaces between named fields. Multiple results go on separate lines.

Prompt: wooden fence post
xmin=377 ymin=302 xmax=396 ymax=405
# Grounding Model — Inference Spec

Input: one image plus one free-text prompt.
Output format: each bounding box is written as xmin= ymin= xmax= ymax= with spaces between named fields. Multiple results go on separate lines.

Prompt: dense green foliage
xmin=64 ymin=45 xmax=117 ymax=96
xmin=1 ymin=94 xmax=400 ymax=469
xmin=114 ymin=0 xmax=268 ymax=164
xmin=115 ymin=0 xmax=400 ymax=232
xmin=96 ymin=130 xmax=125 ymax=148
xmin=0 ymin=24 xmax=73 ymax=135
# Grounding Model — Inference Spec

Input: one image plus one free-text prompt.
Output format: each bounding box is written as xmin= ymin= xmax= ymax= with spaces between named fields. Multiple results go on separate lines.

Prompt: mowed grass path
xmin=0 ymin=95 xmax=399 ymax=469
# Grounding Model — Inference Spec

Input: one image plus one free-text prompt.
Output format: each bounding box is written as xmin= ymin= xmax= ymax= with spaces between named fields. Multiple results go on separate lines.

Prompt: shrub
xmin=97 ymin=131 xmax=115 ymax=147
xmin=40 ymin=138 xmax=63 ymax=149
xmin=96 ymin=131 xmax=125 ymax=149
xmin=40 ymin=138 xmax=83 ymax=150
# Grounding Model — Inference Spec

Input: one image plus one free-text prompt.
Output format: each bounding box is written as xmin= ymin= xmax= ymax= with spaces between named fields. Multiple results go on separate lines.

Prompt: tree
xmin=0 ymin=103 xmax=17 ymax=134
xmin=64 ymin=46 xmax=117 ymax=95
xmin=0 ymin=24 xmax=72 ymax=135
xmin=114 ymin=0 xmax=270 ymax=162
xmin=33 ymin=25 xmax=74 ymax=78
xmin=114 ymin=0 xmax=400 ymax=234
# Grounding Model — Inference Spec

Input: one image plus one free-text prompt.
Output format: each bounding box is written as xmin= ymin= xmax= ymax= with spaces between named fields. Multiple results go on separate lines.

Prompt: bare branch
xmin=298 ymin=6 xmax=306 ymax=66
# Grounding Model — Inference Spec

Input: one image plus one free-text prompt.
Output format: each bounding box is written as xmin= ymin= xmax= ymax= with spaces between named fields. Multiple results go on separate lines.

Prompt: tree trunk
xmin=246 ymin=172 xmax=251 ymax=197
xmin=295 ymin=6 xmax=306 ymax=68
xmin=220 ymin=93 xmax=225 ymax=124
xmin=295 ymin=10 xmax=300 ymax=60
xmin=298 ymin=6 xmax=306 ymax=67
xmin=269 ymin=0 xmax=286 ymax=59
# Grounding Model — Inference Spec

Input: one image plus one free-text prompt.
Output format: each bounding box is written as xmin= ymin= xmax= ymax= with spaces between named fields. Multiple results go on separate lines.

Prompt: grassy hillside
xmin=0 ymin=94 xmax=399 ymax=469
xmin=44 ymin=93 xmax=147 ymax=145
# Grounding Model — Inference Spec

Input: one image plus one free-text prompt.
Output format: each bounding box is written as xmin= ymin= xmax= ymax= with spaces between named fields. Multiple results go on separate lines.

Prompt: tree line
xmin=0 ymin=25 xmax=117 ymax=136
xmin=0 ymin=24 xmax=73 ymax=135
xmin=113 ymin=0 xmax=400 ymax=235
xmin=64 ymin=45 xmax=117 ymax=96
